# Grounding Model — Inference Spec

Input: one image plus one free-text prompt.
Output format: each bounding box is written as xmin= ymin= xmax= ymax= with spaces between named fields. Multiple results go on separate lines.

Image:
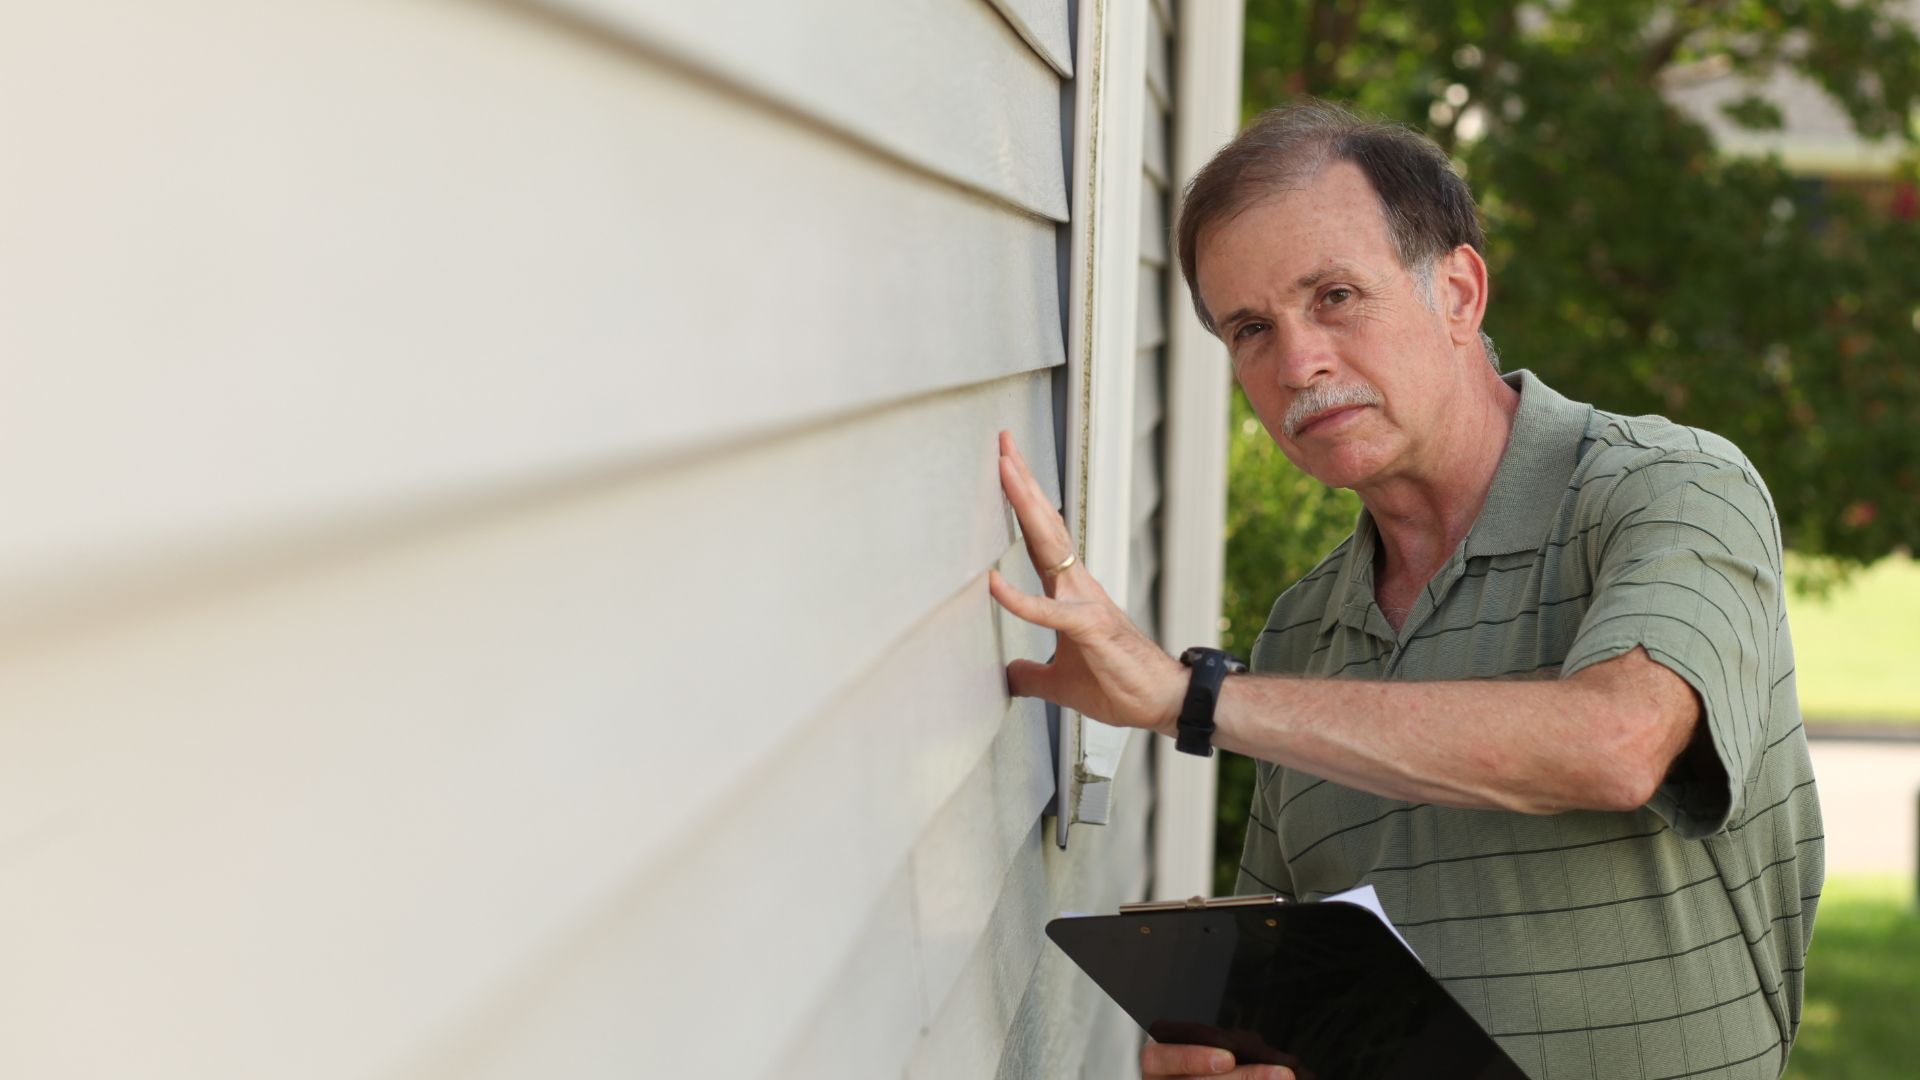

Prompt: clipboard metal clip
xmin=1118 ymin=893 xmax=1287 ymax=914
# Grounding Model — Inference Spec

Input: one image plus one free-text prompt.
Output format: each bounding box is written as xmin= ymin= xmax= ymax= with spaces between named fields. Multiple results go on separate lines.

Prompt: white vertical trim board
xmin=1153 ymin=0 xmax=1246 ymax=901
xmin=1060 ymin=0 xmax=1152 ymax=832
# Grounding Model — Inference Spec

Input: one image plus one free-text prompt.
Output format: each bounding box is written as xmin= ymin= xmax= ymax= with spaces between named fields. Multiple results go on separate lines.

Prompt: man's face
xmin=1195 ymin=162 xmax=1469 ymax=492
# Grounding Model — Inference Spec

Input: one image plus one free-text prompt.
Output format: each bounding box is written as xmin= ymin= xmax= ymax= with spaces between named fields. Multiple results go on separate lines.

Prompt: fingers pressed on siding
xmin=1000 ymin=433 xmax=1067 ymax=543
xmin=988 ymin=570 xmax=1068 ymax=630
xmin=1000 ymin=458 xmax=1071 ymax=573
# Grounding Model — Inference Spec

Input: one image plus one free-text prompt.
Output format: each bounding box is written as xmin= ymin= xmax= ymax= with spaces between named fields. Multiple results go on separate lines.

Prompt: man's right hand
xmin=1140 ymin=1041 xmax=1295 ymax=1080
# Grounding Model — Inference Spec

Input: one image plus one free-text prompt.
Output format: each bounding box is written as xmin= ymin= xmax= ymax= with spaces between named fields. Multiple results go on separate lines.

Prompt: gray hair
xmin=1408 ymin=263 xmax=1504 ymax=372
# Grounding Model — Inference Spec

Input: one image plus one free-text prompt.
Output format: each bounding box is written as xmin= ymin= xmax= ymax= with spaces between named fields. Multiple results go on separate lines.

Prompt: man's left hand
xmin=987 ymin=431 xmax=1187 ymax=733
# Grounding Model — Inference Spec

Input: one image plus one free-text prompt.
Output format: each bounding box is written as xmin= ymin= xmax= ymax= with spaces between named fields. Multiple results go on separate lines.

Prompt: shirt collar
xmin=1464 ymin=369 xmax=1593 ymax=558
xmin=1314 ymin=369 xmax=1592 ymax=636
xmin=1318 ymin=508 xmax=1379 ymax=636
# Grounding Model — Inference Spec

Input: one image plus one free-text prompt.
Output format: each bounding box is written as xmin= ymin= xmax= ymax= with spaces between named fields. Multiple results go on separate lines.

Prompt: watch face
xmin=1180 ymin=647 xmax=1247 ymax=671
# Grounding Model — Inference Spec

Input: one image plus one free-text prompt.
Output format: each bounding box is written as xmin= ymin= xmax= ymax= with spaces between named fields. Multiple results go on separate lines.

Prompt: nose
xmin=1271 ymin=317 xmax=1338 ymax=390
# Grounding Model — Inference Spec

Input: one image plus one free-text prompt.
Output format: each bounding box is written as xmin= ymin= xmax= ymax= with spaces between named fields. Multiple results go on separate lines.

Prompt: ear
xmin=1437 ymin=244 xmax=1488 ymax=347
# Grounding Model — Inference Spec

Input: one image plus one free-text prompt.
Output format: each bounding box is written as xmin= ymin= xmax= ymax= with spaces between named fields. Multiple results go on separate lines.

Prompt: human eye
xmin=1320 ymin=286 xmax=1354 ymax=308
xmin=1232 ymin=320 xmax=1268 ymax=341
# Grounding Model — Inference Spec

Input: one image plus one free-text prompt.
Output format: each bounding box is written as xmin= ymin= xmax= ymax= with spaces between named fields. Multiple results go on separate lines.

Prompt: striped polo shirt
xmin=1236 ymin=369 xmax=1823 ymax=1080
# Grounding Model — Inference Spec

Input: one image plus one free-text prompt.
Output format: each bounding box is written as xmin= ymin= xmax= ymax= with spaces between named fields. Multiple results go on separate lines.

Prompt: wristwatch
xmin=1174 ymin=647 xmax=1248 ymax=757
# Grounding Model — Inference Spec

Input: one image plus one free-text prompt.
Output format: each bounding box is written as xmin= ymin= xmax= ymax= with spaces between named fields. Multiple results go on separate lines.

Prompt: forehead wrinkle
xmin=1294 ymin=265 xmax=1346 ymax=290
xmin=1197 ymin=166 xmax=1389 ymax=329
xmin=1191 ymin=157 xmax=1336 ymax=271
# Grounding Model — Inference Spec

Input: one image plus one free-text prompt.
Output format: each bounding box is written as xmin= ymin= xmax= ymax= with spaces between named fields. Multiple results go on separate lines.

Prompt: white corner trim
xmin=1060 ymin=0 xmax=1151 ymax=835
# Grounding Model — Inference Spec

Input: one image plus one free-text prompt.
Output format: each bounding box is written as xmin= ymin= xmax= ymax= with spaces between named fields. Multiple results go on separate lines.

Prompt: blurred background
xmin=1214 ymin=3 xmax=1920 ymax=1078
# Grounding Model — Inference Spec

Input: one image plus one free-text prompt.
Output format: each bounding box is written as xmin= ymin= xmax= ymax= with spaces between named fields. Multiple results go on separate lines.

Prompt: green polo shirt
xmin=1238 ymin=370 xmax=1823 ymax=1080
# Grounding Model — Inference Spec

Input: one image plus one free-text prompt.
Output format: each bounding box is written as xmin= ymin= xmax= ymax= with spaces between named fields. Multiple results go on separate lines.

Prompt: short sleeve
xmin=1562 ymin=455 xmax=1783 ymax=838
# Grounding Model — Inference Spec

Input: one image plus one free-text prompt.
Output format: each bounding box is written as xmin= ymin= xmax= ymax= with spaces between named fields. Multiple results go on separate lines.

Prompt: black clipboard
xmin=1045 ymin=895 xmax=1528 ymax=1080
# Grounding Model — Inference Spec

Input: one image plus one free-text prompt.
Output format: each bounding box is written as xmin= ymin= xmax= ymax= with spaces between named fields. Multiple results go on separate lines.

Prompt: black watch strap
xmin=1175 ymin=647 xmax=1248 ymax=757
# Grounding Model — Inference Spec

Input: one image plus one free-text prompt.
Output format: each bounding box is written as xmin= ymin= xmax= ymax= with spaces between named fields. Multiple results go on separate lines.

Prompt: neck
xmin=1358 ymin=371 xmax=1520 ymax=586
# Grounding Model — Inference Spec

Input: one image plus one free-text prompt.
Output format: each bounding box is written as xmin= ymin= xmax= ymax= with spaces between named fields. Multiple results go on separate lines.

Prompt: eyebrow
xmin=1215 ymin=306 xmax=1260 ymax=332
xmin=1211 ymin=265 xmax=1357 ymax=331
xmin=1293 ymin=265 xmax=1350 ymax=290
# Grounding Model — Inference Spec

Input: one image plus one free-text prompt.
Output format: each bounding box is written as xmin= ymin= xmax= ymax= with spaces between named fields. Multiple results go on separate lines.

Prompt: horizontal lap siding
xmin=1130 ymin=1 xmax=1175 ymax=650
xmin=782 ymin=691 xmax=1057 ymax=1079
xmin=902 ymin=742 xmax=1153 ymax=1080
xmin=983 ymin=0 xmax=1074 ymax=76
xmin=991 ymin=744 xmax=1156 ymax=1078
xmin=438 ymin=543 xmax=1059 ymax=1079
xmin=541 ymin=0 xmax=1070 ymax=220
xmin=0 ymin=2 xmax=1143 ymax=1080
xmin=0 ymin=376 xmax=1061 ymax=1080
xmin=0 ymin=0 xmax=1063 ymax=627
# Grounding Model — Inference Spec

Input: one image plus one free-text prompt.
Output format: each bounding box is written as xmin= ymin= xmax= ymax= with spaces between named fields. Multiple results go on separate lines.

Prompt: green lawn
xmin=1784 ymin=554 xmax=1920 ymax=723
xmin=1782 ymin=875 xmax=1920 ymax=1079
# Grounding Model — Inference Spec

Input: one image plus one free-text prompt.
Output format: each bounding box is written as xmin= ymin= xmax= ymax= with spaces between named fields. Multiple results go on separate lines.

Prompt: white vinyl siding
xmin=1129 ymin=0 xmax=1176 ymax=645
xmin=542 ymin=0 xmax=1072 ymax=220
xmin=0 ymin=1 xmax=1243 ymax=1078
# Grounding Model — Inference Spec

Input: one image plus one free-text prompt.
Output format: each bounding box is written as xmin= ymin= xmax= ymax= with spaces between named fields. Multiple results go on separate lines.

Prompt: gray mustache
xmin=1282 ymin=382 xmax=1383 ymax=439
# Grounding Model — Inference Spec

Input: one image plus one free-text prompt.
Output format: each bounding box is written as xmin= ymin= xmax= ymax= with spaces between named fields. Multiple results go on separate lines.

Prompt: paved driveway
xmin=1806 ymin=735 xmax=1920 ymax=880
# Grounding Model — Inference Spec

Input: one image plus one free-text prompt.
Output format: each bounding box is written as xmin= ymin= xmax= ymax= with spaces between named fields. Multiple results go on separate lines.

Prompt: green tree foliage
xmin=1215 ymin=0 xmax=1920 ymax=893
xmin=1243 ymin=0 xmax=1920 ymax=563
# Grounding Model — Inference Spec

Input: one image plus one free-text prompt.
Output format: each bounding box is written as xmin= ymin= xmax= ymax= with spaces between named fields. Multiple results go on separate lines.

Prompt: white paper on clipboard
xmin=1320 ymin=883 xmax=1419 ymax=959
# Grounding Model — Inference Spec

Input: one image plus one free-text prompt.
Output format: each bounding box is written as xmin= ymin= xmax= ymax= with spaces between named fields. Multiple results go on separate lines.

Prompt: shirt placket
xmin=1380 ymin=548 xmax=1468 ymax=679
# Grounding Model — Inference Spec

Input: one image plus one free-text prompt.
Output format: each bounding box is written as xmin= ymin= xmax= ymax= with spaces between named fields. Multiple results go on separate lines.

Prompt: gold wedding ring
xmin=1041 ymin=552 xmax=1077 ymax=579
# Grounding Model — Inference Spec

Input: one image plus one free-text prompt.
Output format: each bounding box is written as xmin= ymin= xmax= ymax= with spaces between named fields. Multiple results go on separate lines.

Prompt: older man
xmin=990 ymin=102 xmax=1821 ymax=1080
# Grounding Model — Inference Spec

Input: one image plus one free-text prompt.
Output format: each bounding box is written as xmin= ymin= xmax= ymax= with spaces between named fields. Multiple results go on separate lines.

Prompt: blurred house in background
xmin=1664 ymin=0 xmax=1920 ymax=220
xmin=0 ymin=2 xmax=1241 ymax=1077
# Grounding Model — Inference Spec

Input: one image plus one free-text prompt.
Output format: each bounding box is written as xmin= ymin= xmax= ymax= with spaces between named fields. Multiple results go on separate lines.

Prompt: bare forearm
xmin=1197 ymin=656 xmax=1693 ymax=815
xmin=980 ymin=432 xmax=1699 ymax=816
